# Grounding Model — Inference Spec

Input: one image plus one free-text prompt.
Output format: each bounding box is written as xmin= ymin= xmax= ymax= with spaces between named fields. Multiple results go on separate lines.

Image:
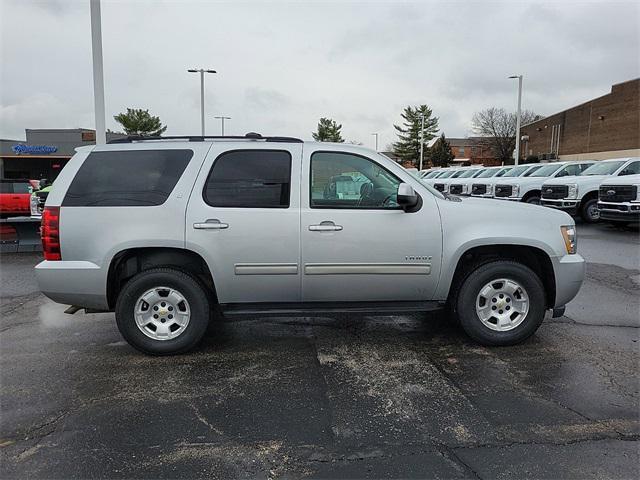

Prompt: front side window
xmin=310 ymin=152 xmax=401 ymax=209
xmin=63 ymin=149 xmax=193 ymax=207
xmin=619 ymin=161 xmax=639 ymax=176
xmin=204 ymin=150 xmax=291 ymax=208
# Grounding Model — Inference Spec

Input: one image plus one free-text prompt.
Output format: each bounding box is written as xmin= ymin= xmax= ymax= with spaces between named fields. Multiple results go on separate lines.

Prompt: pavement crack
xmin=188 ymin=402 xmax=224 ymax=435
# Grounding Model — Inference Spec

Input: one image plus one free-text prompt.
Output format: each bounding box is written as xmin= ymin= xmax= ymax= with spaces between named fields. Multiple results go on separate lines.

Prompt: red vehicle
xmin=0 ymin=180 xmax=36 ymax=218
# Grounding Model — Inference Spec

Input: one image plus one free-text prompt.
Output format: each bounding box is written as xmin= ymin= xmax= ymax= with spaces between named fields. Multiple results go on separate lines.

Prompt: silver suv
xmin=36 ymin=134 xmax=585 ymax=355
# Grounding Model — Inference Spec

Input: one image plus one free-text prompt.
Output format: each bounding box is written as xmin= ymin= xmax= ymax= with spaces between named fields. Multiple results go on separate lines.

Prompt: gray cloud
xmin=1 ymin=0 xmax=638 ymax=146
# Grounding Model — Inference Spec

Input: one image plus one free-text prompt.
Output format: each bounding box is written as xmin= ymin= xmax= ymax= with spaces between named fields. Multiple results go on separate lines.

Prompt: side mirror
xmin=397 ymin=183 xmax=420 ymax=212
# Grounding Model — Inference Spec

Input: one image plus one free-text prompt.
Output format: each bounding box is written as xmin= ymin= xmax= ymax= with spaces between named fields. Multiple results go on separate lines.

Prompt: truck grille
xmin=471 ymin=184 xmax=486 ymax=195
xmin=449 ymin=184 xmax=463 ymax=195
xmin=494 ymin=185 xmax=512 ymax=197
xmin=542 ymin=185 xmax=568 ymax=199
xmin=599 ymin=185 xmax=636 ymax=202
xmin=434 ymin=183 xmax=445 ymax=192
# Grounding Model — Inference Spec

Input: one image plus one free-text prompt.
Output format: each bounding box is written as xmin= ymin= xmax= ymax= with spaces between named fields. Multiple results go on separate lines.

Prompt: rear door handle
xmin=309 ymin=221 xmax=343 ymax=232
xmin=193 ymin=219 xmax=229 ymax=230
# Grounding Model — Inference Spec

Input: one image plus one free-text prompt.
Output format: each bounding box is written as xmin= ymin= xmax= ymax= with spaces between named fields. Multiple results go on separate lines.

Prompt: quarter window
xmin=619 ymin=161 xmax=639 ymax=176
xmin=310 ymin=152 xmax=402 ymax=209
xmin=204 ymin=150 xmax=291 ymax=208
xmin=63 ymin=149 xmax=193 ymax=207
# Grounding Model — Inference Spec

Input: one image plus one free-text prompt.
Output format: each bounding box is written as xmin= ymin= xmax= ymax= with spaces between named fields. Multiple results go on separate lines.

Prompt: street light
xmin=188 ymin=68 xmax=217 ymax=136
xmin=419 ymin=112 xmax=425 ymax=170
xmin=509 ymin=75 xmax=523 ymax=165
xmin=214 ymin=116 xmax=231 ymax=136
xmin=371 ymin=133 xmax=378 ymax=151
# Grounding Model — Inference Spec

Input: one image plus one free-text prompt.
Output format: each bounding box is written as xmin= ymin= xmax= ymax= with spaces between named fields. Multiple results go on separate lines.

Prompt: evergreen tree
xmin=393 ymin=105 xmax=439 ymax=166
xmin=429 ymin=133 xmax=455 ymax=167
xmin=312 ymin=117 xmax=344 ymax=142
xmin=114 ymin=108 xmax=167 ymax=136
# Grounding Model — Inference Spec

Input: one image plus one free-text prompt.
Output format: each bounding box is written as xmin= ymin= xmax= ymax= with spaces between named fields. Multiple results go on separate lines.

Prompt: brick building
xmin=426 ymin=137 xmax=501 ymax=167
xmin=520 ymin=78 xmax=639 ymax=162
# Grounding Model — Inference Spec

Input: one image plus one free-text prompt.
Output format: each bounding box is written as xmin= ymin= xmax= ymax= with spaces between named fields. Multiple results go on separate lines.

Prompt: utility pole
xmin=214 ymin=116 xmax=231 ymax=136
xmin=90 ymin=0 xmax=106 ymax=145
xmin=371 ymin=133 xmax=378 ymax=151
xmin=509 ymin=75 xmax=523 ymax=165
xmin=419 ymin=113 xmax=425 ymax=170
xmin=188 ymin=68 xmax=217 ymax=135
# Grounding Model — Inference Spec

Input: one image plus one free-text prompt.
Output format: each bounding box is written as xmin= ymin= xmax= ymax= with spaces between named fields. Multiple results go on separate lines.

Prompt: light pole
xmin=419 ymin=112 xmax=425 ymax=170
xmin=371 ymin=133 xmax=378 ymax=151
xmin=214 ymin=116 xmax=231 ymax=136
xmin=188 ymin=68 xmax=217 ymax=136
xmin=509 ymin=75 xmax=523 ymax=165
xmin=89 ymin=0 xmax=106 ymax=145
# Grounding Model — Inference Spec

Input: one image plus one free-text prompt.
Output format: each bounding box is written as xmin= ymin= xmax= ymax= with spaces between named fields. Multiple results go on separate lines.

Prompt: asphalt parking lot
xmin=1 ymin=222 xmax=638 ymax=479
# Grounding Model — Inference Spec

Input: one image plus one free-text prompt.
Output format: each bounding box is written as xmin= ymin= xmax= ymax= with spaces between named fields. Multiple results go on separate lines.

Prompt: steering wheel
xmin=381 ymin=193 xmax=397 ymax=207
xmin=357 ymin=182 xmax=374 ymax=207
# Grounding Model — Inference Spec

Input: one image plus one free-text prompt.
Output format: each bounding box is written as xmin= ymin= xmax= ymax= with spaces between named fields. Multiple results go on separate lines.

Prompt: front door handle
xmin=193 ymin=219 xmax=229 ymax=230
xmin=309 ymin=221 xmax=343 ymax=232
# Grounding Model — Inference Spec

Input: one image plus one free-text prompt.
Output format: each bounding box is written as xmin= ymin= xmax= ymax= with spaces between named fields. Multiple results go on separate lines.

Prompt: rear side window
xmin=203 ymin=150 xmax=291 ymax=208
xmin=63 ymin=150 xmax=193 ymax=207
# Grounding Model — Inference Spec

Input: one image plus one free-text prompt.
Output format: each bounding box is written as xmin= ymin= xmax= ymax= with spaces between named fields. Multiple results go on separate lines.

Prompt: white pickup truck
xmin=493 ymin=161 xmax=595 ymax=205
xmin=541 ymin=158 xmax=639 ymax=222
xmin=597 ymin=174 xmax=640 ymax=224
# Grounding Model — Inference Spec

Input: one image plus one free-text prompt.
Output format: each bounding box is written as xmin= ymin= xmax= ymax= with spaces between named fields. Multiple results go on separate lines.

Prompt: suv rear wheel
xmin=455 ymin=260 xmax=546 ymax=346
xmin=115 ymin=268 xmax=210 ymax=355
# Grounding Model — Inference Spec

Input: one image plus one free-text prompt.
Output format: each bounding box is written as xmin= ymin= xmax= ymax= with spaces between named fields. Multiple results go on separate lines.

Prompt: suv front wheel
xmin=455 ymin=260 xmax=546 ymax=346
xmin=115 ymin=268 xmax=210 ymax=355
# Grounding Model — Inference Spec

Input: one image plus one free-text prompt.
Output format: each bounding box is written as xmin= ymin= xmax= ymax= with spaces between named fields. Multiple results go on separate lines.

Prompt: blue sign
xmin=12 ymin=144 xmax=58 ymax=154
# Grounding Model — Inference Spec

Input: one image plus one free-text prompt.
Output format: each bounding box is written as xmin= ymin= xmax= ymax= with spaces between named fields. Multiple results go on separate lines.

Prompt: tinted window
xmin=204 ymin=150 xmax=291 ymax=208
xmin=619 ymin=161 xmax=639 ymax=176
xmin=310 ymin=152 xmax=401 ymax=209
xmin=63 ymin=149 xmax=192 ymax=207
xmin=0 ymin=183 xmax=13 ymax=193
xmin=12 ymin=183 xmax=31 ymax=193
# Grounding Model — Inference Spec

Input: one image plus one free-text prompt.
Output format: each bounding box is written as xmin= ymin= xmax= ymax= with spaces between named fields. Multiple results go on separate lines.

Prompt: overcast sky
xmin=1 ymin=0 xmax=638 ymax=149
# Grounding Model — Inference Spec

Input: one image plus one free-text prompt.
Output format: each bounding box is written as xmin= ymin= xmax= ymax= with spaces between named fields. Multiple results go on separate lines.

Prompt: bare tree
xmin=471 ymin=108 xmax=541 ymax=163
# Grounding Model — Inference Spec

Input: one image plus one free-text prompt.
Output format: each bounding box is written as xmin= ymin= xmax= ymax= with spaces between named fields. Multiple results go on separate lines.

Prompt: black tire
xmin=455 ymin=260 xmax=546 ymax=346
xmin=115 ymin=267 xmax=210 ymax=355
xmin=524 ymin=195 xmax=540 ymax=205
xmin=580 ymin=198 xmax=600 ymax=223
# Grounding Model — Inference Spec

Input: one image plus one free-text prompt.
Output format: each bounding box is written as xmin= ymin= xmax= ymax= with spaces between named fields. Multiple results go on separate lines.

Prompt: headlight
xmin=461 ymin=184 xmax=468 ymax=194
xmin=635 ymin=184 xmax=640 ymax=201
xmin=486 ymin=184 xmax=493 ymax=194
xmin=566 ymin=184 xmax=578 ymax=199
xmin=512 ymin=185 xmax=520 ymax=197
xmin=561 ymin=225 xmax=577 ymax=254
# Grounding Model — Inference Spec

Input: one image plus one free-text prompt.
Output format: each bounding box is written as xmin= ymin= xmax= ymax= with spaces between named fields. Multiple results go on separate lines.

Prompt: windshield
xmin=529 ymin=163 xmax=564 ymax=177
xmin=476 ymin=168 xmax=500 ymax=178
xmin=437 ymin=170 xmax=457 ymax=179
xmin=502 ymin=165 xmax=532 ymax=177
xmin=423 ymin=170 xmax=441 ymax=179
xmin=459 ymin=169 xmax=482 ymax=178
xmin=495 ymin=167 xmax=512 ymax=177
xmin=580 ymin=160 xmax=626 ymax=176
xmin=450 ymin=169 xmax=469 ymax=178
xmin=523 ymin=165 xmax=543 ymax=177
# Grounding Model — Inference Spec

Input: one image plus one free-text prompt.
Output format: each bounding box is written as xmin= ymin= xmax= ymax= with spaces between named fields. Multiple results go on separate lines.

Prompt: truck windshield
xmin=501 ymin=165 xmax=532 ymax=177
xmin=459 ymin=169 xmax=482 ymax=178
xmin=423 ymin=170 xmax=441 ymax=179
xmin=476 ymin=168 xmax=500 ymax=178
xmin=580 ymin=160 xmax=626 ymax=176
xmin=437 ymin=170 xmax=457 ymax=178
xmin=523 ymin=165 xmax=543 ymax=176
xmin=528 ymin=164 xmax=564 ymax=177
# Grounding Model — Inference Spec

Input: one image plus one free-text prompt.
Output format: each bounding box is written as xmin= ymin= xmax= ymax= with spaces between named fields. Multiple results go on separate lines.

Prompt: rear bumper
xmin=541 ymin=198 xmax=579 ymax=215
xmin=35 ymin=260 xmax=109 ymax=310
xmin=551 ymin=254 xmax=586 ymax=308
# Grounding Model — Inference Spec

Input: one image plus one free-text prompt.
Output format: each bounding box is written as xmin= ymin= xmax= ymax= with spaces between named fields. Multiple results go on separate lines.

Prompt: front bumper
xmin=551 ymin=254 xmax=586 ymax=308
xmin=597 ymin=202 xmax=640 ymax=222
xmin=35 ymin=260 xmax=109 ymax=310
xmin=541 ymin=198 xmax=579 ymax=215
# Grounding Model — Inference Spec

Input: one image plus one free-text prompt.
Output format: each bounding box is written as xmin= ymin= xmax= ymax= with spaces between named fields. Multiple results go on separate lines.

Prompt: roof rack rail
xmin=107 ymin=132 xmax=303 ymax=144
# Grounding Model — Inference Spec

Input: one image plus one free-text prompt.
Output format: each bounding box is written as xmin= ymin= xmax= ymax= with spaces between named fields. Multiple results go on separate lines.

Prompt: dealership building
xmin=0 ymin=128 xmax=126 ymax=181
xmin=519 ymin=78 xmax=639 ymax=162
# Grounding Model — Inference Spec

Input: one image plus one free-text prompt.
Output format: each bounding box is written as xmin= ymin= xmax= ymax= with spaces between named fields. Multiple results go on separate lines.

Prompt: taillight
xmin=42 ymin=206 xmax=61 ymax=261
